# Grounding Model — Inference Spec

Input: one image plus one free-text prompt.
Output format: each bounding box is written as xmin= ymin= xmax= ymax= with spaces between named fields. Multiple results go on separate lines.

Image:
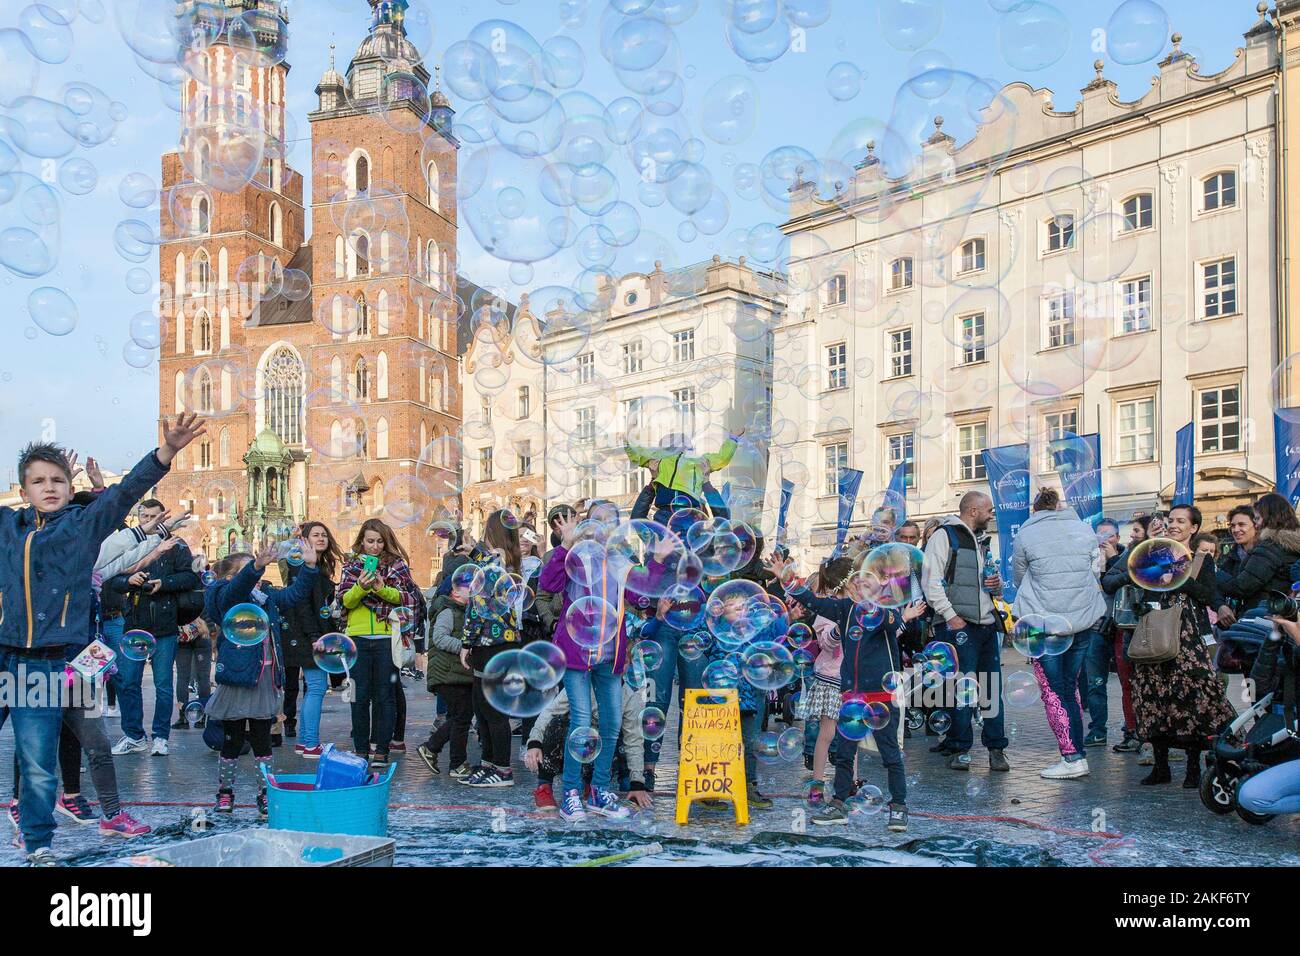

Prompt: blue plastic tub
xmin=263 ymin=764 xmax=397 ymax=838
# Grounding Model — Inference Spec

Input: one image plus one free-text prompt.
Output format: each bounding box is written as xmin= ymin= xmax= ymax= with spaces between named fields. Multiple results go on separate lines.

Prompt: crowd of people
xmin=3 ymin=412 xmax=1300 ymax=865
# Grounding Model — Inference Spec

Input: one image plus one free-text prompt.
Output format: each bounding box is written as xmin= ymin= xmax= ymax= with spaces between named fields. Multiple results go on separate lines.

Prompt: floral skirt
xmin=1130 ymin=599 xmax=1237 ymax=741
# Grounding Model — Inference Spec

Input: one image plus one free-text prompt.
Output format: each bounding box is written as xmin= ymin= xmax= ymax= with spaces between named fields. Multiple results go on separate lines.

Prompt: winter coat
xmin=784 ymin=587 xmax=914 ymax=696
xmin=204 ymin=559 xmax=319 ymax=689
xmin=279 ymin=561 xmax=337 ymax=669
xmin=1010 ymin=508 xmax=1107 ymax=635
xmin=426 ymin=595 xmax=472 ymax=687
xmin=105 ymin=536 xmax=200 ymax=640
xmin=0 ymin=451 xmax=167 ymax=651
xmin=339 ymin=556 xmax=420 ymax=639
xmin=812 ymin=615 xmax=842 ymax=681
xmin=1216 ymin=528 xmax=1300 ymax=613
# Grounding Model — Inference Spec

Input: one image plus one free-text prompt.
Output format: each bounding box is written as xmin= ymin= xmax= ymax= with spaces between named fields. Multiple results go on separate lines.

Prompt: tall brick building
xmin=155 ymin=0 xmax=461 ymax=584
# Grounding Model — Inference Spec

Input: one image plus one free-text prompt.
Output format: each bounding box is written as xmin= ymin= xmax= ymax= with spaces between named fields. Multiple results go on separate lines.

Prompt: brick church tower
xmin=155 ymin=0 xmax=460 ymax=583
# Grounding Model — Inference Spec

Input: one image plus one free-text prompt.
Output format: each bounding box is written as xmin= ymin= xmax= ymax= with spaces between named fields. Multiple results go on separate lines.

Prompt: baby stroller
xmin=1199 ymin=684 xmax=1300 ymax=824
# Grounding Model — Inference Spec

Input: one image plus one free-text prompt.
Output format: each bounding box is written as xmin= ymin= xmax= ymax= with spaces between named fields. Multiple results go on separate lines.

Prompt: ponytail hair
xmin=1032 ymin=487 xmax=1060 ymax=513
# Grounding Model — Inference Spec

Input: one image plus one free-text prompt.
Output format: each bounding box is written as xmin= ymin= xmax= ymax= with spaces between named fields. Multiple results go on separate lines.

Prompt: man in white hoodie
xmin=1011 ymin=487 xmax=1108 ymax=780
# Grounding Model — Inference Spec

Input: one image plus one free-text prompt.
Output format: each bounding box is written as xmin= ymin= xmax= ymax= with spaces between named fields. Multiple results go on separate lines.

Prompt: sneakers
xmin=150 ymin=737 xmax=169 ymax=756
xmin=170 ymin=718 xmax=189 ymax=731
xmin=1168 ymin=748 xmax=1185 ymax=762
xmin=811 ymin=799 xmax=848 ymax=826
xmin=449 ymin=762 xmax=473 ymax=780
xmin=588 ymin=786 xmax=630 ymax=820
xmin=1083 ymin=730 xmax=1107 ymax=748
xmin=887 ymin=803 xmax=909 ymax=832
xmin=215 ymin=790 xmax=234 ymax=813
xmin=747 ymin=787 xmax=774 ymax=810
xmin=1137 ymin=743 xmax=1154 ymax=765
xmin=988 ymin=749 xmax=1010 ymax=773
xmin=100 ymin=811 xmax=150 ymax=838
xmin=417 ymin=744 xmax=440 ymax=776
xmin=369 ymin=752 xmax=390 ymax=770
xmin=55 ymin=794 xmax=98 ymax=825
xmin=103 ymin=702 xmax=120 ymax=718
xmin=400 ymin=666 xmax=418 ymax=680
xmin=111 ymin=736 xmax=148 ymax=756
xmin=389 ymin=741 xmax=407 ymax=753
xmin=948 ymin=752 xmax=972 ymax=771
xmin=1040 ymin=758 xmax=1090 ymax=779
xmin=256 ymin=791 xmax=269 ymax=820
xmin=25 ymin=847 xmax=56 ymax=867
xmin=465 ymin=766 xmax=514 ymax=788
xmin=559 ymin=789 xmax=586 ymax=822
xmin=534 ymin=783 xmax=558 ymax=813
xmin=295 ymin=744 xmax=324 ymax=759
xmin=1113 ymin=732 xmax=1142 ymax=754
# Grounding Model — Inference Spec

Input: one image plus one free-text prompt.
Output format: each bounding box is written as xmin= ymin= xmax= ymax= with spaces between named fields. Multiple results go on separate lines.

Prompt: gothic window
xmin=196 ymin=310 xmax=212 ymax=353
xmin=219 ymin=427 xmax=229 ymax=466
xmin=263 ymin=346 xmax=304 ymax=445
xmin=356 ymin=293 xmax=370 ymax=336
xmin=193 ymin=249 xmax=211 ymax=294
xmin=354 ymin=357 xmax=370 ymax=402
xmin=197 ymin=368 xmax=214 ymax=413
xmin=355 ymin=232 xmax=369 ymax=276
xmin=197 ymin=196 xmax=210 ymax=235
xmin=427 ymin=161 xmax=439 ymax=211
xmin=355 ymin=154 xmax=369 ymax=194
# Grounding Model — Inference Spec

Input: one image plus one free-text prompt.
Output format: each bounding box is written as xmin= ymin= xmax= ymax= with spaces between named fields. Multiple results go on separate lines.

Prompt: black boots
xmin=1140 ymin=743 xmax=1171 ymax=785
xmin=1182 ymin=749 xmax=1202 ymax=789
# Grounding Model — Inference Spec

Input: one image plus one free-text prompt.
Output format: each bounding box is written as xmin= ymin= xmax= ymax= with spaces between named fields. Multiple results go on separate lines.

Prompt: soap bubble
xmin=518 ymin=641 xmax=567 ymax=691
xmin=1127 ymin=536 xmax=1192 ymax=592
xmin=58 ymin=157 xmax=97 ymax=195
xmin=857 ymin=543 xmax=924 ymax=609
xmin=566 ymin=724 xmax=601 ymax=764
xmin=118 ymin=172 xmax=157 ymax=208
xmin=313 ymin=633 xmax=358 ymax=674
xmin=997 ymin=1 xmax=1070 ymax=72
xmin=702 ymin=657 xmax=740 ymax=688
xmin=1106 ymin=0 xmax=1169 ymax=65
xmin=121 ymin=629 xmax=156 ymax=662
xmin=564 ymin=594 xmax=620 ymax=650
xmin=699 ymin=74 xmax=757 ymax=145
xmin=222 ymin=603 xmax=270 ymax=647
xmin=1005 ymin=670 xmax=1041 ymax=708
xmin=640 ymin=706 xmax=666 ymax=740
xmin=826 ymin=62 xmax=862 ymax=101
xmin=878 ymin=0 xmax=943 ymax=51
xmin=27 ymin=287 xmax=77 ymax=336
xmin=1011 ymin=614 xmax=1075 ymax=658
xmin=755 ymin=730 xmax=782 ymax=765
xmin=741 ymin=640 xmax=796 ymax=690
xmin=483 ymin=648 xmax=554 ymax=717
xmin=837 ymin=696 xmax=873 ymax=741
xmin=777 ymin=726 xmax=803 ymax=760
xmin=17 ymin=5 xmax=72 ymax=64
xmin=0 ymin=29 xmax=41 ymax=107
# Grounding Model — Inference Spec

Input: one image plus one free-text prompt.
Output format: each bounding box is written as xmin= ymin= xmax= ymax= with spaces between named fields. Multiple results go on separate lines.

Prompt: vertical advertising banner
xmin=1274 ymin=411 xmax=1300 ymax=508
xmin=833 ymin=467 xmax=864 ymax=556
xmin=1050 ymin=432 xmax=1104 ymax=528
xmin=981 ymin=443 xmax=1030 ymax=603
xmin=1173 ymin=422 xmax=1195 ymax=507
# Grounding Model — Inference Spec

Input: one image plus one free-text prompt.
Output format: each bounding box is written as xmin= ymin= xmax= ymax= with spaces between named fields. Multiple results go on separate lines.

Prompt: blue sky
xmin=0 ymin=0 xmax=1250 ymax=481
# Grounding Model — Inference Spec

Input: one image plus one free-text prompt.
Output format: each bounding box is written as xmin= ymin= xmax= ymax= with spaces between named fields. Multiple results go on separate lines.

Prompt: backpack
xmin=214 ymin=637 xmax=267 ymax=688
xmin=176 ymin=588 xmax=205 ymax=627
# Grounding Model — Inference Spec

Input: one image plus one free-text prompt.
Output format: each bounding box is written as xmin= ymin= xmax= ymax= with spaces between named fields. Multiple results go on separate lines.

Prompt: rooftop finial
xmin=1259 ymin=1 xmax=1269 ymax=13
xmin=933 ymin=115 xmax=944 ymax=130
xmin=1171 ymin=32 xmax=1182 ymax=53
xmin=1093 ymin=59 xmax=1104 ymax=79
xmin=866 ymin=139 xmax=875 ymax=155
xmin=434 ymin=63 xmax=441 ymax=90
xmin=328 ymin=43 xmax=335 ymax=70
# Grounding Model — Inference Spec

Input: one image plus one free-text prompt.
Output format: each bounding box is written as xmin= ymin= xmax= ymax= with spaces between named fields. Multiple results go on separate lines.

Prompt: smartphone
xmin=363 ymin=555 xmax=379 ymax=573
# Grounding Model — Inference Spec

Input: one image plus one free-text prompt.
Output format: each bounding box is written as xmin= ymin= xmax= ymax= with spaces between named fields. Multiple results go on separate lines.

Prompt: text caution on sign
xmin=675 ymin=687 xmax=748 ymax=826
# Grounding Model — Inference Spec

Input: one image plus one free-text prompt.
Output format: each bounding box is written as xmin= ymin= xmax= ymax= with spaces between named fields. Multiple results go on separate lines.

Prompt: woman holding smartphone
xmin=339 ymin=519 xmax=421 ymax=769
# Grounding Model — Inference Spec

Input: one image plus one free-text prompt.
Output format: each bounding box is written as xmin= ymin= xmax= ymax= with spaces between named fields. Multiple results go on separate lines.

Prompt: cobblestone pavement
xmin=1 ymin=651 xmax=1296 ymax=866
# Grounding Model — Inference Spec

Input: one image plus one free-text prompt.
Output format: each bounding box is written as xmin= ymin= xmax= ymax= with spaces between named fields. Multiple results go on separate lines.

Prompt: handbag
xmin=390 ymin=613 xmax=416 ymax=669
xmin=1129 ymin=554 xmax=1204 ymax=664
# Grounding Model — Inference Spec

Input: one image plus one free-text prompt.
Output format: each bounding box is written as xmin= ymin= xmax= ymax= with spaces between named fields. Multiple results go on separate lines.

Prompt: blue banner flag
xmin=981 ymin=443 xmax=1031 ymax=602
xmin=833 ymin=468 xmax=864 ymax=556
xmin=1173 ymin=423 xmax=1195 ymax=507
xmin=1050 ymin=432 xmax=1104 ymax=528
xmin=776 ymin=478 xmax=795 ymax=544
xmin=885 ymin=460 xmax=910 ymax=525
xmin=1275 ymin=411 xmax=1300 ymax=508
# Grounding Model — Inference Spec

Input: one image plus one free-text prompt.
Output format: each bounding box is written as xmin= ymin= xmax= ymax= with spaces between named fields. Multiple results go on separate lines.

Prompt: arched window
xmin=330 ymin=354 xmax=343 ymax=394
xmin=377 ymin=289 xmax=389 ymax=335
xmin=218 ymin=247 xmax=228 ymax=289
xmin=376 ymin=417 xmax=390 ymax=459
xmin=220 ymin=306 xmax=230 ymax=348
xmin=330 ymin=295 xmax=343 ymax=338
xmin=334 ymin=234 xmax=345 ymax=280
xmin=373 ymin=479 xmax=385 ymax=513
xmin=355 ymin=154 xmax=369 ymax=195
xmin=420 ymin=420 xmax=428 ymax=453
xmin=356 ymin=293 xmax=369 ymax=337
xmin=262 ymin=346 xmax=304 ymax=445
xmin=236 ymin=95 xmax=246 ymax=125
xmin=379 ymin=231 xmax=390 ymax=273
xmin=193 ymin=249 xmax=211 ymax=294
xmin=269 ymin=202 xmax=281 ymax=246
xmin=382 ymin=146 xmax=393 ymax=183
xmin=201 ymin=93 xmax=210 ymax=124
xmin=197 ymin=369 xmax=213 ymax=414
xmin=196 ymin=310 xmax=212 ymax=353
xmin=198 ymin=143 xmax=210 ymax=182
xmin=197 ymin=196 xmax=210 ymax=235
xmin=174 ymin=371 xmax=185 ymax=412
xmin=214 ymin=490 xmax=226 ymax=516
xmin=355 ymin=419 xmax=369 ymax=459
xmin=427 ymin=161 xmax=440 ymax=211
xmin=426 ymin=240 xmax=436 ymax=286
xmin=377 ymin=351 xmax=389 ymax=399
xmin=355 ymin=232 xmax=370 ymax=276
xmin=219 ymin=427 xmax=229 ymax=466
xmin=354 ymin=357 xmax=369 ymax=402
xmin=440 ymin=249 xmax=452 ymax=291
xmin=330 ymin=420 xmax=344 ymax=458
xmin=175 ymin=252 xmax=186 ymax=298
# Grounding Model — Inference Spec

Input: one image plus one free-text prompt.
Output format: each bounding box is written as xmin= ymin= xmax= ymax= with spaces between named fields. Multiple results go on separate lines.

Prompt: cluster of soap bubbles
xmin=482 ymin=641 xmax=568 ymax=718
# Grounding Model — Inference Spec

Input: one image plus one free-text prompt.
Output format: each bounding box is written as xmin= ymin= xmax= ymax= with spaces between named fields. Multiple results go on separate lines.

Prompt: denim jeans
xmin=101 ymin=616 xmax=122 ymax=707
xmin=832 ymin=703 xmax=906 ymax=805
xmin=0 ymin=650 xmax=64 ymax=851
xmin=109 ymin=631 xmax=178 ymax=741
xmin=740 ymin=703 xmax=766 ymax=782
xmin=1033 ymin=629 xmax=1093 ymax=759
xmin=350 ymin=638 xmax=395 ymax=756
xmin=642 ymin=626 xmax=707 ymax=766
xmin=174 ymin=640 xmax=212 ymax=710
xmin=1238 ymin=759 xmax=1300 ymax=815
xmin=937 ymin=621 xmax=1009 ymax=752
xmin=1081 ymin=628 xmax=1112 ymax=735
xmin=561 ymin=663 xmax=623 ymax=794
xmin=298 ymin=668 xmax=328 ymax=748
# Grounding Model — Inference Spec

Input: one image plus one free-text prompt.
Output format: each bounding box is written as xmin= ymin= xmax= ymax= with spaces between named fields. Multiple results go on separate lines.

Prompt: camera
xmin=1266 ymin=590 xmax=1298 ymax=622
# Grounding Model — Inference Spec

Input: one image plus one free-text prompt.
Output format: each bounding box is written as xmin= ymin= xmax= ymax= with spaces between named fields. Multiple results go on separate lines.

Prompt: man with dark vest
xmin=920 ymin=491 xmax=1011 ymax=772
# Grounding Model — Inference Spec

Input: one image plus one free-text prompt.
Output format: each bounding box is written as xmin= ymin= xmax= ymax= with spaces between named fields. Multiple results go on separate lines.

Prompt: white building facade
xmin=769 ymin=20 xmax=1282 ymax=559
xmin=541 ymin=256 xmax=783 ymax=520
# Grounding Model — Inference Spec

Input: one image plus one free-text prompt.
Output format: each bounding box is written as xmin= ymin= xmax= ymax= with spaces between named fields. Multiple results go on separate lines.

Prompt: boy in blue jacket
xmin=0 ymin=412 xmax=205 ymax=864
xmin=766 ymin=551 xmax=925 ymax=833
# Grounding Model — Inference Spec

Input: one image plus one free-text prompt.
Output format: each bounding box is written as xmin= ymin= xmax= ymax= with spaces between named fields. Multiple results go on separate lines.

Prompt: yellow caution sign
xmin=675 ymin=687 xmax=748 ymax=826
